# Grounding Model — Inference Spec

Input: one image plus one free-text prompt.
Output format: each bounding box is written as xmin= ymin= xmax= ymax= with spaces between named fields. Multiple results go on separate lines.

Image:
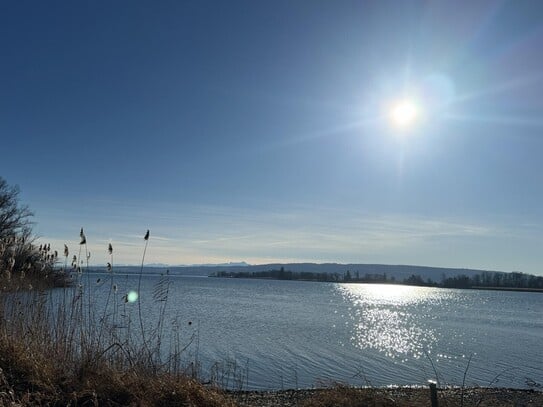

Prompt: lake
xmin=66 ymin=273 xmax=543 ymax=390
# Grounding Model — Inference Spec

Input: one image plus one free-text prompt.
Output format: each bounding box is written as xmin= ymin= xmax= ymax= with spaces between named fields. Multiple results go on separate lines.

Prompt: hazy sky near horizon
xmin=2 ymin=1 xmax=543 ymax=274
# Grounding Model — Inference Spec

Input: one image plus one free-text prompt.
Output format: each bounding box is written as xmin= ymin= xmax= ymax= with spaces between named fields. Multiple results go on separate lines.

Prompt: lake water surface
xmin=77 ymin=274 xmax=542 ymax=390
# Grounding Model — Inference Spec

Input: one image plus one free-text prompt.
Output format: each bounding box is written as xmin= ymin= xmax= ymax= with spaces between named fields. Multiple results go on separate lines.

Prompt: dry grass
xmin=0 ymin=324 xmax=236 ymax=406
xmin=0 ymin=230 xmax=237 ymax=406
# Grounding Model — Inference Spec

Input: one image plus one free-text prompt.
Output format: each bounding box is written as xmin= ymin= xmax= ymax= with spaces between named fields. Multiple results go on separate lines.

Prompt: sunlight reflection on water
xmin=336 ymin=284 xmax=447 ymax=360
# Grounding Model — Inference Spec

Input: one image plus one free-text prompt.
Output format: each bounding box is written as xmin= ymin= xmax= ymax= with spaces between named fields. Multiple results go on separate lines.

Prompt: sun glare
xmin=390 ymin=99 xmax=419 ymax=129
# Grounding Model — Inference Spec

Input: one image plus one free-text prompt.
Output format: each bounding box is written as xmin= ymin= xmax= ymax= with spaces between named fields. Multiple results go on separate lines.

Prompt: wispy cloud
xmin=34 ymin=200 xmax=543 ymax=273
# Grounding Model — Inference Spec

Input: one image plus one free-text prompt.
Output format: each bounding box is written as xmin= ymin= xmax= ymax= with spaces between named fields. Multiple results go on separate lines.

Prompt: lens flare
xmin=127 ymin=290 xmax=139 ymax=303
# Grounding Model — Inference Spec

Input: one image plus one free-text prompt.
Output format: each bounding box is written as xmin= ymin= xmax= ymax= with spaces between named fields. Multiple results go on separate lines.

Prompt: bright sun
xmin=389 ymin=99 xmax=419 ymax=129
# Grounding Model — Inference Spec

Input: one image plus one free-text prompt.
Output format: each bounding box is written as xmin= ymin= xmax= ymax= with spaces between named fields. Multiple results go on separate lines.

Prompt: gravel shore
xmin=228 ymin=387 xmax=543 ymax=406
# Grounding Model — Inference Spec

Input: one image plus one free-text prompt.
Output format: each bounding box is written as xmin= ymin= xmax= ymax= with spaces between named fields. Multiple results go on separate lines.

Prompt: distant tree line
xmin=213 ymin=267 xmax=543 ymax=290
xmin=214 ymin=267 xmax=396 ymax=283
xmin=402 ymin=271 xmax=543 ymax=290
xmin=214 ymin=267 xmax=341 ymax=282
xmin=441 ymin=271 xmax=543 ymax=289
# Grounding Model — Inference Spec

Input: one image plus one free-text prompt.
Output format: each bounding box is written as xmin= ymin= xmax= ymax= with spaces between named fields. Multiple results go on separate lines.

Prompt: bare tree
xmin=0 ymin=177 xmax=33 ymax=241
xmin=0 ymin=177 xmax=42 ymax=278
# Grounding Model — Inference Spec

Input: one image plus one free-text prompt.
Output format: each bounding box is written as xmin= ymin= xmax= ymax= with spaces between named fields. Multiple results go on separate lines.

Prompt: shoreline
xmin=471 ymin=286 xmax=543 ymax=293
xmin=211 ymin=275 xmax=543 ymax=293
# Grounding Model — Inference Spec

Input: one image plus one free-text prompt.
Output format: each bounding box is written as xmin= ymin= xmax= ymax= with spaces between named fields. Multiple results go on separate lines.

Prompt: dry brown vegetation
xmin=0 ymin=358 xmax=234 ymax=406
xmin=0 ymin=221 xmax=238 ymax=406
xmin=0 ymin=286 xmax=236 ymax=407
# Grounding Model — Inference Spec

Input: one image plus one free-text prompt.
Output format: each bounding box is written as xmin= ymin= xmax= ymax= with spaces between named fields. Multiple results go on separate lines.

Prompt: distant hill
xmin=184 ymin=261 xmax=250 ymax=268
xmin=211 ymin=263 xmax=498 ymax=282
xmin=95 ymin=262 xmax=502 ymax=281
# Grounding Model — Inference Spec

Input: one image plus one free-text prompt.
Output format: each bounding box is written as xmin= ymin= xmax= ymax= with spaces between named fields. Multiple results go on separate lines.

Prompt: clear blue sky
xmin=2 ymin=1 xmax=543 ymax=273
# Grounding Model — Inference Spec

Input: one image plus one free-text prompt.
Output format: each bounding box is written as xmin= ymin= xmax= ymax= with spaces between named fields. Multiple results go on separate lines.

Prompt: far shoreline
xmin=210 ymin=274 xmax=543 ymax=293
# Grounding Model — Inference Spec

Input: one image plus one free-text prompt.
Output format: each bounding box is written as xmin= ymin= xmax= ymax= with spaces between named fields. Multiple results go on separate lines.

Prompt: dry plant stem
xmin=475 ymin=366 xmax=519 ymax=407
xmin=77 ymin=243 xmax=85 ymax=353
xmin=98 ymin=252 xmax=114 ymax=345
xmin=461 ymin=353 xmax=473 ymax=407
xmin=154 ymin=273 xmax=170 ymax=363
xmin=425 ymin=351 xmax=441 ymax=388
xmin=138 ymin=238 xmax=150 ymax=363
xmin=84 ymin=241 xmax=93 ymax=343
